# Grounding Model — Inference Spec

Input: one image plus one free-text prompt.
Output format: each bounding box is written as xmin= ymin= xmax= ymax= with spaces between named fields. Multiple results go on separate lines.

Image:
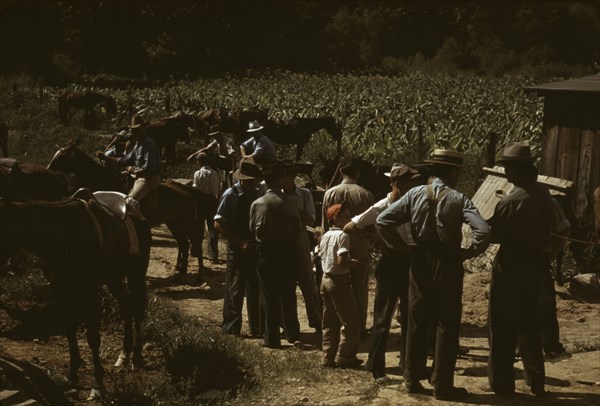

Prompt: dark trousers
xmin=222 ymin=246 xmax=261 ymax=335
xmin=488 ymin=259 xmax=546 ymax=394
xmin=296 ymin=237 xmax=322 ymax=330
xmin=206 ymin=219 xmax=219 ymax=261
xmin=256 ymin=242 xmax=300 ymax=348
xmin=540 ymin=268 xmax=563 ymax=354
xmin=366 ymin=250 xmax=410 ymax=377
xmin=404 ymin=244 xmax=464 ymax=392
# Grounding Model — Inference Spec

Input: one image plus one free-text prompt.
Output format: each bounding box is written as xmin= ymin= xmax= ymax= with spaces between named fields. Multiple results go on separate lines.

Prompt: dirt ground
xmin=1 ymin=225 xmax=599 ymax=405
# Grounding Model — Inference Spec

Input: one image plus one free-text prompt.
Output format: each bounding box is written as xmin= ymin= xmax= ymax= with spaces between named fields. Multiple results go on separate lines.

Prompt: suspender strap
xmin=426 ymin=184 xmax=453 ymax=216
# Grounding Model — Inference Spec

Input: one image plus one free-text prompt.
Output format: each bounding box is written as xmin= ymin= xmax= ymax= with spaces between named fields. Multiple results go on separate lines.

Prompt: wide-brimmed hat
xmin=247 ymin=120 xmax=264 ymax=133
xmin=208 ymin=124 xmax=222 ymax=136
xmin=385 ymin=163 xmax=422 ymax=181
xmin=129 ymin=115 xmax=146 ymax=130
xmin=280 ymin=159 xmax=302 ymax=176
xmin=424 ymin=149 xmax=464 ymax=167
xmin=326 ymin=201 xmax=349 ymax=221
xmin=497 ymin=142 xmax=534 ymax=164
xmin=234 ymin=157 xmax=262 ymax=180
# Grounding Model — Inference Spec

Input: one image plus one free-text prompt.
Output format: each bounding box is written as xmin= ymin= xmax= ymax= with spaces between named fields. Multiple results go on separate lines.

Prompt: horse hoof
xmin=114 ymin=352 xmax=130 ymax=368
xmin=87 ymin=387 xmax=105 ymax=401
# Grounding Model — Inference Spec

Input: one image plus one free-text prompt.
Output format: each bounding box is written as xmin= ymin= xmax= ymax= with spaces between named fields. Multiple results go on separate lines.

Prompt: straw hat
xmin=247 ymin=120 xmax=264 ymax=133
xmin=424 ymin=149 xmax=464 ymax=167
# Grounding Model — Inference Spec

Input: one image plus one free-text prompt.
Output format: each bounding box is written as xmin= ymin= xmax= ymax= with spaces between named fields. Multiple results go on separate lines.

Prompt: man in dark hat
xmin=344 ymin=163 xmax=423 ymax=379
xmin=486 ymin=142 xmax=552 ymax=397
xmin=99 ymin=116 xmax=161 ymax=202
xmin=249 ymin=160 xmax=303 ymax=348
xmin=377 ymin=149 xmax=490 ymax=400
xmin=240 ymin=120 xmax=277 ymax=164
xmin=321 ymin=155 xmax=374 ymax=335
xmin=214 ymin=157 xmax=263 ymax=336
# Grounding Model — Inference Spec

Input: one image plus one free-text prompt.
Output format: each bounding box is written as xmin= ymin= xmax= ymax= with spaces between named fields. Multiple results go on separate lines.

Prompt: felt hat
xmin=497 ymin=142 xmax=534 ymax=164
xmin=247 ymin=120 xmax=264 ymax=132
xmin=208 ymin=124 xmax=222 ymax=136
xmin=385 ymin=163 xmax=422 ymax=181
xmin=234 ymin=157 xmax=261 ymax=180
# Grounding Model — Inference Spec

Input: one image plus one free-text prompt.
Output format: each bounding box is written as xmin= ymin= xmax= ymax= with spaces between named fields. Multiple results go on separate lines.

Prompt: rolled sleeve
xmin=376 ymin=194 xmax=412 ymax=248
xmin=214 ymin=189 xmax=237 ymax=224
xmin=462 ymin=196 xmax=491 ymax=257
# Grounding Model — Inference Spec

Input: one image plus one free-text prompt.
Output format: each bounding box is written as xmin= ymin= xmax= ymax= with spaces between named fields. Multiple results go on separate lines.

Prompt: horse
xmin=262 ymin=117 xmax=342 ymax=161
xmin=0 ymin=159 xmax=71 ymax=201
xmin=58 ymin=90 xmax=117 ymax=127
xmin=595 ymin=186 xmax=600 ymax=243
xmin=47 ymin=140 xmax=216 ymax=274
xmin=0 ymin=193 xmax=151 ymax=400
xmin=195 ymin=107 xmax=268 ymax=140
xmin=0 ymin=122 xmax=8 ymax=157
xmin=145 ymin=111 xmax=193 ymax=164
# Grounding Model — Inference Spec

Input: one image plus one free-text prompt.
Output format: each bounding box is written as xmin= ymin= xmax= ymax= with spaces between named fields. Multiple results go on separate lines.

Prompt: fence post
xmin=165 ymin=92 xmax=171 ymax=114
xmin=487 ymin=131 xmax=498 ymax=167
xmin=417 ymin=124 xmax=424 ymax=162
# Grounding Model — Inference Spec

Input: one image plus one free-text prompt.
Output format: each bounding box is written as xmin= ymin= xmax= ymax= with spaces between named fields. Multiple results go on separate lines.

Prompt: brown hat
xmin=385 ymin=163 xmax=422 ymax=181
xmin=424 ymin=149 xmax=464 ymax=167
xmin=208 ymin=124 xmax=222 ymax=136
xmin=497 ymin=142 xmax=533 ymax=164
xmin=234 ymin=157 xmax=261 ymax=180
xmin=326 ymin=201 xmax=349 ymax=221
xmin=129 ymin=115 xmax=146 ymax=130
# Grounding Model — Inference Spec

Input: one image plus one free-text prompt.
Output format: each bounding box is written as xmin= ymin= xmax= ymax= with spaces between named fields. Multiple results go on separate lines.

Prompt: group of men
xmin=104 ymin=115 xmax=564 ymax=401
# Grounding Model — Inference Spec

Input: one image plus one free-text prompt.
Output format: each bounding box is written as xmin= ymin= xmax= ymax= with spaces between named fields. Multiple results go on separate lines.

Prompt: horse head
xmin=48 ymin=139 xmax=92 ymax=174
xmin=323 ymin=117 xmax=343 ymax=141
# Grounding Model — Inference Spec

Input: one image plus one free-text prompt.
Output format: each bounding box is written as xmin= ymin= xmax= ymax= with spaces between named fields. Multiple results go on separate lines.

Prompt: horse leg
xmin=108 ymin=279 xmax=134 ymax=368
xmin=129 ymin=267 xmax=147 ymax=369
xmin=296 ymin=143 xmax=305 ymax=162
xmin=166 ymin=221 xmax=189 ymax=275
xmin=65 ymin=320 xmax=83 ymax=385
xmin=85 ymin=319 xmax=106 ymax=401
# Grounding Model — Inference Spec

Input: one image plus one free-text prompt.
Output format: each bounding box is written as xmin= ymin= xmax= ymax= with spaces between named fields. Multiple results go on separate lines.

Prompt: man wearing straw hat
xmin=486 ymin=142 xmax=552 ymax=397
xmin=377 ymin=149 xmax=490 ymax=400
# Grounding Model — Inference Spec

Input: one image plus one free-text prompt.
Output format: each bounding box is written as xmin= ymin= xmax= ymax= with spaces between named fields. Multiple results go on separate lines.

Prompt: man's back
xmin=250 ymin=189 xmax=301 ymax=243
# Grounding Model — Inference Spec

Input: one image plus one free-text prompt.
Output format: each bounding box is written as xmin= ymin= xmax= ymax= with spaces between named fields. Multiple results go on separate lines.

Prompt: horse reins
xmin=551 ymin=232 xmax=600 ymax=246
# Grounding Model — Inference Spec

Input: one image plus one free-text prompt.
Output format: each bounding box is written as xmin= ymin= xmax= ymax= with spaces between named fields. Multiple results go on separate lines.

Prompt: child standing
xmin=319 ymin=202 xmax=363 ymax=368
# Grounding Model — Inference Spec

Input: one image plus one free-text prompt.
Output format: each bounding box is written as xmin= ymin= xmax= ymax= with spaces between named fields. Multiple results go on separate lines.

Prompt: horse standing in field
xmin=48 ymin=140 xmax=217 ymax=274
xmin=0 ymin=122 xmax=8 ymax=157
xmin=0 ymin=193 xmax=151 ymax=400
xmin=145 ymin=111 xmax=193 ymax=164
xmin=0 ymin=159 xmax=70 ymax=201
xmin=263 ymin=117 xmax=342 ymax=161
xmin=58 ymin=90 xmax=117 ymax=127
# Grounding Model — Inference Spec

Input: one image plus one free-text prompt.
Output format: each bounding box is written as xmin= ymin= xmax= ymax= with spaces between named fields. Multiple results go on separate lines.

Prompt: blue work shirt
xmin=215 ymin=182 xmax=261 ymax=242
xmin=377 ymin=177 xmax=491 ymax=258
xmin=119 ymin=135 xmax=161 ymax=177
xmin=240 ymin=133 xmax=277 ymax=163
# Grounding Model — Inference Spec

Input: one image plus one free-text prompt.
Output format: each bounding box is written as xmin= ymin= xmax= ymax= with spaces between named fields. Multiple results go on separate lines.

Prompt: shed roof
xmin=524 ymin=75 xmax=600 ymax=96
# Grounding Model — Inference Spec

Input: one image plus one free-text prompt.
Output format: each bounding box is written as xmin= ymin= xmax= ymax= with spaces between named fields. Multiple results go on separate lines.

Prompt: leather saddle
xmin=71 ymin=188 xmax=128 ymax=221
xmin=0 ymin=158 xmax=20 ymax=175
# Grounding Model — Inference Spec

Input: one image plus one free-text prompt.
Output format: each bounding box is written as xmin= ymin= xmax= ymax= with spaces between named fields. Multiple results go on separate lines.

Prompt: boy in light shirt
xmin=319 ymin=202 xmax=363 ymax=368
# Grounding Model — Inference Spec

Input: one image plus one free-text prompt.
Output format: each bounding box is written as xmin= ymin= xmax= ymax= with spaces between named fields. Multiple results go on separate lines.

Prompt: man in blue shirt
xmin=215 ymin=158 xmax=263 ymax=336
xmin=377 ymin=149 xmax=490 ymax=400
xmin=240 ymin=120 xmax=277 ymax=164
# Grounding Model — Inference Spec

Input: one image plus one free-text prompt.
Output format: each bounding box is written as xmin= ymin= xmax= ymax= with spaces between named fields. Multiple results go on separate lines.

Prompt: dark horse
xmin=0 ymin=194 xmax=151 ymax=400
xmin=145 ymin=111 xmax=192 ymax=164
xmin=58 ymin=90 xmax=117 ymax=127
xmin=0 ymin=122 xmax=8 ymax=157
xmin=48 ymin=140 xmax=217 ymax=274
xmin=263 ymin=117 xmax=342 ymax=161
xmin=0 ymin=159 xmax=70 ymax=201
xmin=195 ymin=107 xmax=268 ymax=139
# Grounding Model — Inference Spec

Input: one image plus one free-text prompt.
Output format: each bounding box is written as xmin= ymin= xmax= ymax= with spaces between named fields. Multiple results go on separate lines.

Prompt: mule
xmin=47 ymin=141 xmax=216 ymax=274
xmin=262 ymin=117 xmax=342 ymax=161
xmin=145 ymin=111 xmax=193 ymax=164
xmin=58 ymin=90 xmax=117 ymax=127
xmin=0 ymin=122 xmax=7 ymax=157
xmin=0 ymin=194 xmax=151 ymax=400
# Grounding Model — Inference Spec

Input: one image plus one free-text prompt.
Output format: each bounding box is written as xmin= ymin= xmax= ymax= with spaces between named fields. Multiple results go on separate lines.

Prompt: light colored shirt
xmin=322 ymin=179 xmax=374 ymax=262
xmin=351 ymin=192 xmax=393 ymax=228
xmin=193 ymin=166 xmax=221 ymax=198
xmin=320 ymin=227 xmax=350 ymax=275
xmin=286 ymin=185 xmax=316 ymax=227
xmin=377 ymin=177 xmax=491 ymax=258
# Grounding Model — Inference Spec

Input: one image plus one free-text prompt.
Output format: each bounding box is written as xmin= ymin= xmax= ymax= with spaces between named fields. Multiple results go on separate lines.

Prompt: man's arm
xmin=461 ymin=196 xmax=491 ymax=259
xmin=376 ymin=193 xmax=412 ymax=249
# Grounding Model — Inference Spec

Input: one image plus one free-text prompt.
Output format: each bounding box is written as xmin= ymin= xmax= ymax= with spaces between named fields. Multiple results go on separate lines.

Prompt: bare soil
xmin=1 ymin=225 xmax=599 ymax=405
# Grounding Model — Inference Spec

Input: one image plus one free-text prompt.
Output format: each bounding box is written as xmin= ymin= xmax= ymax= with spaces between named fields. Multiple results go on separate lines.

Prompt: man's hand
xmin=96 ymin=151 xmax=106 ymax=160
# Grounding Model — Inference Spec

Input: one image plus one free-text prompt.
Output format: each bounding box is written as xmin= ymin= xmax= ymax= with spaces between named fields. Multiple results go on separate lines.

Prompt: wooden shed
xmin=524 ymin=74 xmax=600 ymax=226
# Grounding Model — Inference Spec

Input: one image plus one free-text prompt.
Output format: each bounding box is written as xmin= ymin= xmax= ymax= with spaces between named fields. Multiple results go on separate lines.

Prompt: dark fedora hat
xmin=497 ymin=142 xmax=533 ymax=164
xmin=128 ymin=115 xmax=146 ymax=130
xmin=424 ymin=149 xmax=464 ymax=167
xmin=234 ymin=157 xmax=262 ymax=180
xmin=208 ymin=124 xmax=222 ymax=136
xmin=385 ymin=163 xmax=422 ymax=181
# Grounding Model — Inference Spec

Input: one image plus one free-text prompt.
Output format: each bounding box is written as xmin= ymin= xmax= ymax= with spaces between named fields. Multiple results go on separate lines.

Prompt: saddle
xmin=0 ymin=158 xmax=20 ymax=175
xmin=71 ymin=188 xmax=140 ymax=256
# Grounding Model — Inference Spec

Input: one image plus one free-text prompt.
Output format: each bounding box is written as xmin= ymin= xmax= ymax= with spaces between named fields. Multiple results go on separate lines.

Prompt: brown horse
xmin=263 ymin=117 xmax=342 ymax=161
xmin=0 ymin=159 xmax=71 ymax=201
xmin=0 ymin=122 xmax=7 ymax=157
xmin=58 ymin=90 xmax=117 ymax=127
xmin=47 ymin=141 xmax=216 ymax=274
xmin=145 ymin=111 xmax=192 ymax=164
xmin=0 ymin=195 xmax=151 ymax=400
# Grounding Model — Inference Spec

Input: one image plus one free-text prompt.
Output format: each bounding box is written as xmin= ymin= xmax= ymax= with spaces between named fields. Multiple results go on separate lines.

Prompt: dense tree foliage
xmin=1 ymin=1 xmax=598 ymax=81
